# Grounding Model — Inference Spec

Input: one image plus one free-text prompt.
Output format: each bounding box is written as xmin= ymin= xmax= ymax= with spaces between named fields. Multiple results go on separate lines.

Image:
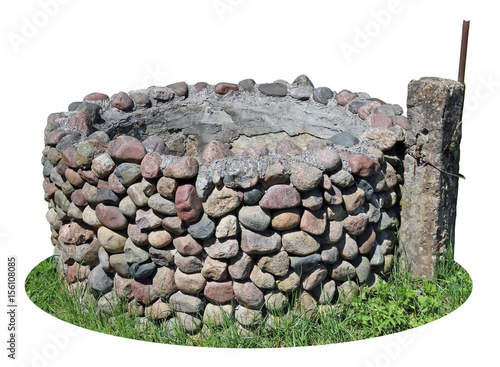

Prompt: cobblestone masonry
xmin=43 ymin=75 xmax=410 ymax=334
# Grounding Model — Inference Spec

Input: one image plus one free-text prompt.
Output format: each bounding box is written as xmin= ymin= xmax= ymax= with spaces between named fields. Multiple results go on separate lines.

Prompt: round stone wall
xmin=42 ymin=75 xmax=407 ymax=333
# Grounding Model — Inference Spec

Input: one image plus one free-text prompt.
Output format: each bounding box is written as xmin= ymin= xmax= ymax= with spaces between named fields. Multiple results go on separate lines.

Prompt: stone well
xmin=41 ymin=75 xmax=463 ymax=333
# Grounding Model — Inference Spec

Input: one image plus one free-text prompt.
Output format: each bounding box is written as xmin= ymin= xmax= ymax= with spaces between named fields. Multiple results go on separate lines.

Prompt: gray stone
xmin=282 ymin=230 xmax=320 ymax=256
xmin=238 ymin=205 xmax=271 ymax=232
xmin=228 ymin=251 xmax=253 ymax=280
xmin=88 ymin=264 xmax=114 ymax=294
xmin=240 ymin=228 xmax=281 ymax=255
xmin=289 ymin=254 xmax=321 ymax=274
xmin=329 ymin=132 xmax=360 ymax=147
xmin=243 ymin=184 xmax=265 ymax=205
xmin=353 ymin=256 xmax=372 ymax=284
xmin=204 ymin=237 xmax=239 ymax=259
xmin=109 ymin=253 xmax=130 ymax=277
xmin=119 ymin=196 xmax=137 ymax=218
xmin=223 ymin=156 xmax=259 ymax=189
xmin=97 ymin=188 xmax=120 ymax=205
xmin=127 ymin=183 xmax=149 ymax=207
xmin=195 ymin=170 xmax=214 ymax=201
xmin=187 ymin=213 xmax=216 ymax=240
xmin=290 ymin=86 xmax=313 ymax=101
xmin=313 ymin=87 xmax=334 ymax=105
xmin=370 ymin=243 xmax=385 ymax=267
xmin=264 ymin=291 xmax=289 ymax=313
xmin=400 ymin=77 xmax=464 ymax=278
xmin=301 ymin=188 xmax=324 ymax=210
xmin=235 ymin=307 xmax=263 ymax=327
xmin=169 ymin=291 xmax=205 ymax=313
xmin=329 ymin=260 xmax=356 ymax=282
xmin=174 ymin=252 xmax=203 ymax=274
xmin=129 ymin=262 xmax=157 ymax=280
xmin=147 ymin=193 xmax=176 ymax=216
xmin=258 ymin=83 xmax=288 ymax=97
xmin=124 ymin=239 xmax=150 ymax=264
xmin=149 ymin=247 xmax=175 ymax=267
xmin=373 ymin=209 xmax=399 ymax=232
xmin=329 ymin=170 xmax=355 ymax=188
xmin=250 ymin=265 xmax=276 ymax=289
xmin=239 ymin=79 xmax=256 ymax=92
xmin=233 ymin=281 xmax=264 ymax=309
xmin=257 ymin=251 xmax=289 ymax=277
xmin=293 ymin=74 xmax=314 ymax=87
xmin=357 ymin=179 xmax=374 ymax=200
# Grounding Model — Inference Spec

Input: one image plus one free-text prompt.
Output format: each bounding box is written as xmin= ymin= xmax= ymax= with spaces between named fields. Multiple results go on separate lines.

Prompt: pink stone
xmin=201 ymin=140 xmax=234 ymax=166
xmin=62 ymin=147 xmax=78 ymax=169
xmin=108 ymin=135 xmax=147 ymax=163
xmin=127 ymin=224 xmax=149 ymax=246
xmin=342 ymin=152 xmax=381 ymax=178
xmin=357 ymin=225 xmax=376 ymax=255
xmin=275 ymin=140 xmax=303 ymax=159
xmin=358 ymin=101 xmax=381 ymax=120
xmin=392 ymin=115 xmax=408 ymax=130
xmin=132 ymin=279 xmax=159 ymax=306
xmin=233 ymin=281 xmax=264 ymax=309
xmin=135 ymin=209 xmax=162 ymax=230
xmin=84 ymin=92 xmax=109 ymax=101
xmin=263 ymin=161 xmax=289 ymax=186
xmin=312 ymin=149 xmax=341 ymax=172
xmin=45 ymin=130 xmax=73 ymax=146
xmin=172 ymin=234 xmax=203 ymax=256
xmin=111 ymin=91 xmax=134 ymax=111
xmin=343 ymin=213 xmax=368 ymax=236
xmin=161 ymin=216 xmax=185 ymax=235
xmin=335 ymin=90 xmax=357 ymax=106
xmin=175 ymin=184 xmax=202 ymax=223
xmin=140 ymin=153 xmax=163 ymax=179
xmin=108 ymin=172 xmax=127 ymax=195
xmin=95 ymin=204 xmax=128 ymax=230
xmin=66 ymin=263 xmax=90 ymax=283
xmin=59 ymin=222 xmax=95 ymax=245
xmin=71 ymin=189 xmax=88 ymax=207
xmin=204 ymin=280 xmax=235 ymax=304
xmin=360 ymin=128 xmax=397 ymax=151
xmin=78 ymin=169 xmax=99 ymax=185
xmin=259 ymin=185 xmax=301 ymax=209
xmin=45 ymin=182 xmax=58 ymax=199
xmin=371 ymin=114 xmax=395 ymax=129
xmin=164 ymin=157 xmax=199 ymax=179
xmin=300 ymin=209 xmax=327 ymax=236
xmin=69 ymin=111 xmax=92 ymax=136
xmin=214 ymin=83 xmax=239 ymax=95
xmin=243 ymin=146 xmax=269 ymax=159
xmin=174 ymin=269 xmax=207 ymax=294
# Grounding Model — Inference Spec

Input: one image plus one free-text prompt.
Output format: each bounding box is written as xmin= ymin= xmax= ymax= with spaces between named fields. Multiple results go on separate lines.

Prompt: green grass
xmin=25 ymin=247 xmax=472 ymax=348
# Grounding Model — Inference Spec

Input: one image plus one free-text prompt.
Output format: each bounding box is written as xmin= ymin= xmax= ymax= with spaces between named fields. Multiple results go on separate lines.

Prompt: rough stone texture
xmin=400 ymin=77 xmax=464 ymax=278
xmin=240 ymin=228 xmax=281 ymax=255
xmin=203 ymin=186 xmax=241 ymax=218
xmin=259 ymin=185 xmax=301 ymax=209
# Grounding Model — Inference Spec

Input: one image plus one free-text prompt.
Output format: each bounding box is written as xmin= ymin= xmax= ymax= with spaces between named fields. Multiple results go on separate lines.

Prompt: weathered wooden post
xmin=399 ymin=77 xmax=465 ymax=277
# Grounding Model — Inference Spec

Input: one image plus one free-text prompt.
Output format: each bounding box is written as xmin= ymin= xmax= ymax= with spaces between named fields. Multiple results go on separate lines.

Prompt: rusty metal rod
xmin=458 ymin=20 xmax=470 ymax=84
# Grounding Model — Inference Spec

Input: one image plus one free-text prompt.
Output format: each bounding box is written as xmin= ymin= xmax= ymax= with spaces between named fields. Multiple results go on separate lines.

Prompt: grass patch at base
xmin=25 ymin=249 xmax=472 ymax=348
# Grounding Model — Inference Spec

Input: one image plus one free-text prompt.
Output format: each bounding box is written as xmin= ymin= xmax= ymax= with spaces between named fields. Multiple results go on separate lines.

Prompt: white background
xmin=0 ymin=0 xmax=498 ymax=366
